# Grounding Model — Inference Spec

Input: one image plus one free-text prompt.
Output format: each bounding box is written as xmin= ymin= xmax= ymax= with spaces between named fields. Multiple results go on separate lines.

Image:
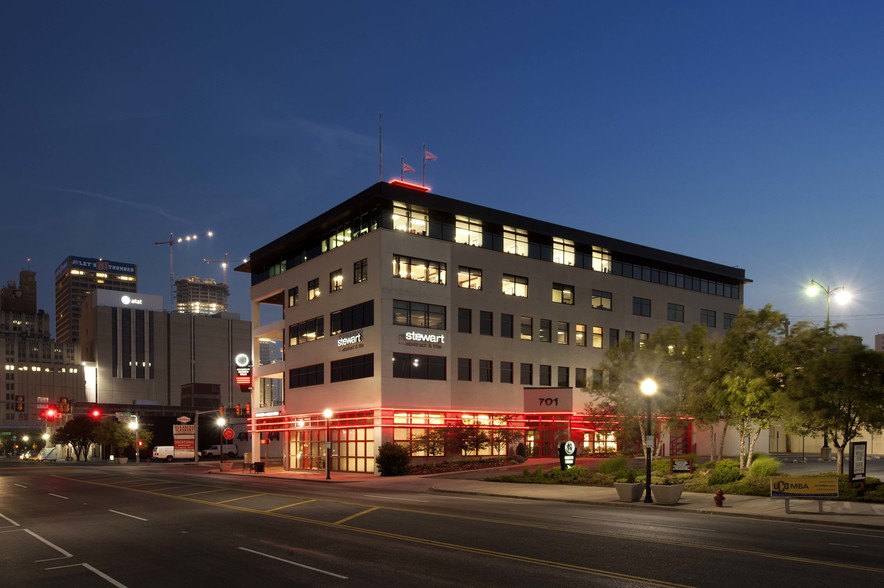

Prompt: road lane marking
xmin=218 ymin=493 xmax=266 ymax=504
xmin=571 ymin=515 xmax=718 ymax=533
xmin=335 ymin=507 xmax=379 ymax=525
xmin=799 ymin=527 xmax=884 ymax=540
xmin=46 ymin=563 xmax=128 ymax=587
xmin=238 ymin=547 xmax=349 ymax=579
xmin=48 ymin=493 xmax=69 ymax=500
xmin=109 ymin=510 xmax=148 ymax=521
xmin=24 ymin=529 xmax=73 ymax=560
xmin=0 ymin=512 xmax=20 ymax=526
xmin=363 ymin=494 xmax=430 ymax=503
xmin=266 ymin=499 xmax=316 ymax=512
xmin=829 ymin=543 xmax=857 ymax=548
xmin=178 ymin=488 xmax=229 ymax=497
xmin=14 ymin=483 xmax=27 ymax=488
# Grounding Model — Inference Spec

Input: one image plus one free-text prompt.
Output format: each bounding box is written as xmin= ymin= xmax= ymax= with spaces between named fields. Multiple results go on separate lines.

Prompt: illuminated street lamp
xmin=806 ymin=279 xmax=851 ymax=332
xmin=640 ymin=378 xmax=658 ymax=504
xmin=128 ymin=417 xmax=140 ymax=464
xmin=323 ymin=408 xmax=333 ymax=480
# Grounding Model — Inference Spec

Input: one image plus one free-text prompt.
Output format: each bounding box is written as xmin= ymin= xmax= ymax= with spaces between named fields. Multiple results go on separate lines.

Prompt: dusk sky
xmin=3 ymin=2 xmax=884 ymax=345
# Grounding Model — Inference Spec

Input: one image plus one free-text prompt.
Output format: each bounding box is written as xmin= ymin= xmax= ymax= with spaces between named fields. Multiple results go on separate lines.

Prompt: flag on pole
xmin=402 ymin=161 xmax=415 ymax=173
xmin=424 ymin=149 xmax=437 ymax=161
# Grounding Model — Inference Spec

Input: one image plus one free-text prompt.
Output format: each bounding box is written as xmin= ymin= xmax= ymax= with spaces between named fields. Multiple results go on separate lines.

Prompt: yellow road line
xmin=334 ymin=506 xmax=379 ymax=525
xmin=217 ymin=493 xmax=266 ymax=504
xmin=177 ymin=488 xmax=229 ymax=497
xmin=266 ymin=499 xmax=315 ymax=512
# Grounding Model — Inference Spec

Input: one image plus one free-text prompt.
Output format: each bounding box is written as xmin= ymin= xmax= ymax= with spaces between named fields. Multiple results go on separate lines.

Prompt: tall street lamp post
xmin=640 ymin=378 xmax=658 ymax=504
xmin=323 ymin=408 xmax=333 ymax=480
xmin=128 ymin=417 xmax=140 ymax=464
xmin=806 ymin=279 xmax=850 ymax=333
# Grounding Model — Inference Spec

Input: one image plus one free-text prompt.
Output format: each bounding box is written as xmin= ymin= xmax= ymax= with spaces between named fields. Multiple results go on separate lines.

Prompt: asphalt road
xmin=2 ymin=459 xmax=883 ymax=587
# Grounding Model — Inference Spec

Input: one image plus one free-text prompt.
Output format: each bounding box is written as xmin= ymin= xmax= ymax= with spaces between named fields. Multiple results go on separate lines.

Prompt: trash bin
xmin=243 ymin=452 xmax=252 ymax=469
xmin=254 ymin=461 xmax=265 ymax=473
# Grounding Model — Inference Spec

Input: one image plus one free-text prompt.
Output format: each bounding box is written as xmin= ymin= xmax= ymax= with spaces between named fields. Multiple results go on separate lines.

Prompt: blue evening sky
xmin=2 ymin=2 xmax=883 ymax=344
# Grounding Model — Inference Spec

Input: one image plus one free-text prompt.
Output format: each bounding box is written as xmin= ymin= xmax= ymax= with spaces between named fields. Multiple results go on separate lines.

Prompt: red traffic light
xmin=44 ymin=408 xmax=58 ymax=419
xmin=90 ymin=408 xmax=102 ymax=419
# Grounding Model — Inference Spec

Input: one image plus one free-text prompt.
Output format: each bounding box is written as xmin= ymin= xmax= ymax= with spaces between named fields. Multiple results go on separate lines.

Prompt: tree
xmin=52 ymin=415 xmax=99 ymax=461
xmin=94 ymin=419 xmax=153 ymax=459
xmin=781 ymin=325 xmax=884 ymax=473
xmin=411 ymin=428 xmax=447 ymax=463
xmin=712 ymin=305 xmax=788 ymax=469
xmin=491 ymin=416 xmax=524 ymax=456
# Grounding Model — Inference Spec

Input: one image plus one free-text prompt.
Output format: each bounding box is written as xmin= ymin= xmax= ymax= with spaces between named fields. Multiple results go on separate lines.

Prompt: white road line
xmin=829 ymin=542 xmax=857 ymax=548
xmin=109 ymin=510 xmax=148 ymax=522
xmin=363 ymin=494 xmax=430 ymax=503
xmin=45 ymin=563 xmax=128 ymax=587
xmin=238 ymin=547 xmax=349 ymax=579
xmin=800 ymin=527 xmax=884 ymax=540
xmin=14 ymin=483 xmax=27 ymax=488
xmin=0 ymin=512 xmax=20 ymax=526
xmin=24 ymin=529 xmax=73 ymax=559
xmin=48 ymin=493 xmax=69 ymax=500
xmin=435 ymin=494 xmax=528 ymax=503
xmin=571 ymin=515 xmax=717 ymax=533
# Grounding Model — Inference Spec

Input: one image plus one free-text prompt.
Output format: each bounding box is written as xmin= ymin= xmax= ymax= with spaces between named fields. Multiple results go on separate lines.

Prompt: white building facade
xmin=242 ymin=182 xmax=749 ymax=473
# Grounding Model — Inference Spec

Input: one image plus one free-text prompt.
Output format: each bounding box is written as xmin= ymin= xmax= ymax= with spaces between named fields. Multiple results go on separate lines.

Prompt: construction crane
xmin=154 ymin=231 xmax=214 ymax=308
xmin=203 ymin=252 xmax=229 ymax=285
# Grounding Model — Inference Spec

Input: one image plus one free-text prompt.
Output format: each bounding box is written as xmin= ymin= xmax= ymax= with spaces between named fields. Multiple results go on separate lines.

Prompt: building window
xmin=520 ymin=363 xmax=533 ymax=385
xmin=455 ymin=215 xmax=483 ymax=247
xmin=576 ymin=368 xmax=587 ymax=388
xmin=393 ymin=254 xmax=447 ymax=284
xmin=609 ymin=328 xmax=620 ymax=349
xmin=552 ymin=237 xmax=575 ymax=265
xmin=288 ymin=316 xmax=325 ymax=346
xmin=287 ymin=287 xmax=299 ymax=307
xmin=552 ymin=282 xmax=574 ymax=305
xmin=393 ymin=201 xmax=429 ymax=235
xmin=724 ymin=312 xmax=736 ymax=329
xmin=503 ymin=226 xmax=529 ymax=256
xmin=331 ymin=353 xmax=373 ymax=382
xmin=667 ymin=303 xmax=684 ymax=322
xmin=308 ymin=278 xmax=320 ymax=300
xmin=289 ymin=363 xmax=324 ymax=388
xmin=592 ymin=289 xmax=612 ymax=311
xmin=457 ymin=266 xmax=482 ymax=290
xmin=592 ymin=326 xmax=603 ymax=349
xmin=592 ymin=246 xmax=612 ymax=273
xmin=502 ymin=274 xmax=528 ymax=297
xmin=625 ymin=330 xmax=635 ymax=349
xmin=557 ymin=366 xmax=569 ymax=387
xmin=576 ymin=324 xmax=586 ymax=347
xmin=330 ymin=269 xmax=343 ymax=293
xmin=539 ymin=319 xmax=551 ymax=343
xmin=520 ymin=316 xmax=533 ymax=341
xmin=479 ymin=359 xmax=492 ymax=382
xmin=500 ymin=361 xmax=513 ymax=384
xmin=393 ymin=300 xmax=446 ymax=329
xmin=633 ymin=297 xmax=651 ymax=317
xmin=480 ymin=311 xmax=493 ymax=336
xmin=354 ymin=259 xmax=368 ymax=284
xmin=557 ymin=321 xmax=568 ymax=345
xmin=701 ymin=309 xmax=717 ymax=328
xmin=639 ymin=332 xmax=649 ymax=348
xmin=393 ymin=352 xmax=446 ymax=380
xmin=540 ymin=364 xmax=552 ymax=386
xmin=458 ymin=357 xmax=472 ymax=381
xmin=458 ymin=308 xmax=472 ymax=334
xmin=331 ymin=300 xmax=374 ymax=335
xmin=501 ymin=314 xmax=513 ymax=338
xmin=592 ymin=369 xmax=604 ymax=387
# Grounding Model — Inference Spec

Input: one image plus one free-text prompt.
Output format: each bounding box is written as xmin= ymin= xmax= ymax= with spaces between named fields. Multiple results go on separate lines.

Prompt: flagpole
xmin=400 ymin=156 xmax=404 ymax=181
xmin=379 ymin=113 xmax=383 ymax=182
xmin=422 ymin=143 xmax=427 ymax=186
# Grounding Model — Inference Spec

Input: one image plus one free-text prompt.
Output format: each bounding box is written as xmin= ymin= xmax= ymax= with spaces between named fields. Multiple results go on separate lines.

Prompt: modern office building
xmin=240 ymin=181 xmax=749 ymax=473
xmin=1 ymin=270 xmax=83 ymax=436
xmin=175 ymin=276 xmax=229 ymax=315
xmin=55 ymin=256 xmax=138 ymax=343
xmin=79 ymin=290 xmax=251 ymax=408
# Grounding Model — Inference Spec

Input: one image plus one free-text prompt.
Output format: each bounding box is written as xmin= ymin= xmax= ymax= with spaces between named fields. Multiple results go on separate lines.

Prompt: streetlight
xmin=128 ymin=417 xmax=140 ymax=464
xmin=806 ymin=279 xmax=851 ymax=332
xmin=323 ymin=408 xmax=333 ymax=480
xmin=640 ymin=378 xmax=658 ymax=504
xmin=217 ymin=416 xmax=226 ymax=458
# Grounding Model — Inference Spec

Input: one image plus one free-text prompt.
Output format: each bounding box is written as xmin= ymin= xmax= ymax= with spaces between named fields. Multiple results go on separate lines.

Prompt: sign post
xmin=849 ymin=441 xmax=867 ymax=484
xmin=558 ymin=440 xmax=576 ymax=471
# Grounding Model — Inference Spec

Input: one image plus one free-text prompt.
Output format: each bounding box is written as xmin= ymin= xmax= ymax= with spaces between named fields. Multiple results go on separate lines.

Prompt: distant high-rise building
xmin=55 ymin=256 xmax=138 ymax=343
xmin=175 ymin=276 xmax=229 ymax=315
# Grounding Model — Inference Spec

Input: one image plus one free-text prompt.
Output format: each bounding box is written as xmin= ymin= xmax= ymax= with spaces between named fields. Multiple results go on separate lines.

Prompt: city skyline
xmin=3 ymin=2 xmax=884 ymax=344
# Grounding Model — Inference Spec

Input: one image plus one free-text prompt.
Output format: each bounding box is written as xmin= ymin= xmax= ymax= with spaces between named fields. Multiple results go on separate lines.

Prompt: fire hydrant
xmin=714 ymin=489 xmax=725 ymax=507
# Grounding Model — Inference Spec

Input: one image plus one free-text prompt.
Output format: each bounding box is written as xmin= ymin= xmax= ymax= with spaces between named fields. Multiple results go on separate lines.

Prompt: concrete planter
xmin=650 ymin=483 xmax=684 ymax=505
xmin=614 ymin=482 xmax=645 ymax=502
xmin=219 ymin=461 xmax=233 ymax=472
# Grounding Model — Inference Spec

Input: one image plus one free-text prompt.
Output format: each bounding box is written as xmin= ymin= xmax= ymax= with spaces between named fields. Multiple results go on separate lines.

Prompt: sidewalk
xmin=215 ymin=463 xmax=884 ymax=530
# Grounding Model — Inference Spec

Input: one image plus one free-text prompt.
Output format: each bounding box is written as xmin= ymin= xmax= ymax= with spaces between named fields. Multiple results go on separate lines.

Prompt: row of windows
xmin=286 ymin=259 xmax=369 ymax=307
xmin=289 ymin=354 xmax=375 ymax=388
xmin=456 ymin=358 xmax=604 ymax=387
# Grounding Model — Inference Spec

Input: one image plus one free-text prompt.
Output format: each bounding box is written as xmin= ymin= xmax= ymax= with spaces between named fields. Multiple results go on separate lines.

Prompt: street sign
xmin=177 ymin=416 xmax=192 ymax=424
xmin=222 ymin=427 xmax=235 ymax=441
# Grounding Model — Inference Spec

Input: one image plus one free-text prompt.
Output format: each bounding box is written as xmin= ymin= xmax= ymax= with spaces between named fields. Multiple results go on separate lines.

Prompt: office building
xmin=55 ymin=256 xmax=138 ymax=344
xmin=175 ymin=276 xmax=229 ymax=315
xmin=241 ymin=181 xmax=748 ymax=473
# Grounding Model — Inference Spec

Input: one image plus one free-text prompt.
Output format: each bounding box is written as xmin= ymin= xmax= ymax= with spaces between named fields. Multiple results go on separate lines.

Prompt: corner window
xmin=552 ymin=282 xmax=574 ymax=305
xmin=393 ymin=201 xmax=429 ymax=235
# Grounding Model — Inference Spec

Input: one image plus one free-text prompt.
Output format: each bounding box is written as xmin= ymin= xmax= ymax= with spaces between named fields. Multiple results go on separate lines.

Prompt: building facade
xmin=175 ymin=276 xmax=229 ymax=315
xmin=79 ymin=289 xmax=251 ymax=408
xmin=241 ymin=182 xmax=748 ymax=473
xmin=55 ymin=256 xmax=138 ymax=344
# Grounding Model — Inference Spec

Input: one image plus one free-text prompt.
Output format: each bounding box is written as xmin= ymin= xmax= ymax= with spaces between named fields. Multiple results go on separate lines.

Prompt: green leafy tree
xmin=491 ymin=416 xmax=524 ymax=456
xmin=52 ymin=415 xmax=99 ymax=461
xmin=781 ymin=325 xmax=884 ymax=473
xmin=94 ymin=419 xmax=153 ymax=459
xmin=411 ymin=428 xmax=447 ymax=463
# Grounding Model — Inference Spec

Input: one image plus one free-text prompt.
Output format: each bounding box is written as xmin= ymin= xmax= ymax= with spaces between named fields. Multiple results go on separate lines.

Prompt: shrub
xmin=748 ymin=455 xmax=780 ymax=478
xmin=709 ymin=458 xmax=743 ymax=485
xmin=597 ymin=456 xmax=629 ymax=475
xmin=376 ymin=442 xmax=410 ymax=476
xmin=515 ymin=442 xmax=527 ymax=458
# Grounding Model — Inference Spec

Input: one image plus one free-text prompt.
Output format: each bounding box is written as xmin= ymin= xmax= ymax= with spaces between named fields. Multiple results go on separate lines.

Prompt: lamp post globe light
xmin=640 ymin=378 xmax=658 ymax=504
xmin=806 ymin=279 xmax=850 ymax=332
xmin=128 ymin=418 xmax=140 ymax=464
xmin=323 ymin=408 xmax=333 ymax=480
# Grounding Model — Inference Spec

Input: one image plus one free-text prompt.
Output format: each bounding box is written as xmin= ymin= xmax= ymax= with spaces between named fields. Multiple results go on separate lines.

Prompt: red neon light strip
xmin=389 ymin=179 xmax=430 ymax=192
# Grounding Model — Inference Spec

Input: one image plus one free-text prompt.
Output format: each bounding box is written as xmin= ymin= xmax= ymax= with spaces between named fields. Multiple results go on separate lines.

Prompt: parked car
xmin=201 ymin=444 xmax=238 ymax=458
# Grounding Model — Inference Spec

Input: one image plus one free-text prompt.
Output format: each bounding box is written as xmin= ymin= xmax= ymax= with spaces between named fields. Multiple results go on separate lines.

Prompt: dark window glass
xmin=458 ymin=308 xmax=472 ymax=334
xmin=479 ymin=311 xmax=493 ymax=336
xmin=501 ymin=361 xmax=513 ymax=384
xmin=501 ymin=314 xmax=513 ymax=338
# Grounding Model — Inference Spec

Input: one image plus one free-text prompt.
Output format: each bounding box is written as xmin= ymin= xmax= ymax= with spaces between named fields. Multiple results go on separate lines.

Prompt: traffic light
xmin=137 ymin=440 xmax=144 ymax=447
xmin=219 ymin=405 xmax=225 ymax=417
xmin=234 ymin=404 xmax=242 ymax=417
xmin=245 ymin=403 xmax=251 ymax=417
xmin=59 ymin=397 xmax=70 ymax=413
xmin=15 ymin=395 xmax=24 ymax=412
xmin=89 ymin=407 xmax=102 ymax=419
xmin=44 ymin=407 xmax=59 ymax=420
